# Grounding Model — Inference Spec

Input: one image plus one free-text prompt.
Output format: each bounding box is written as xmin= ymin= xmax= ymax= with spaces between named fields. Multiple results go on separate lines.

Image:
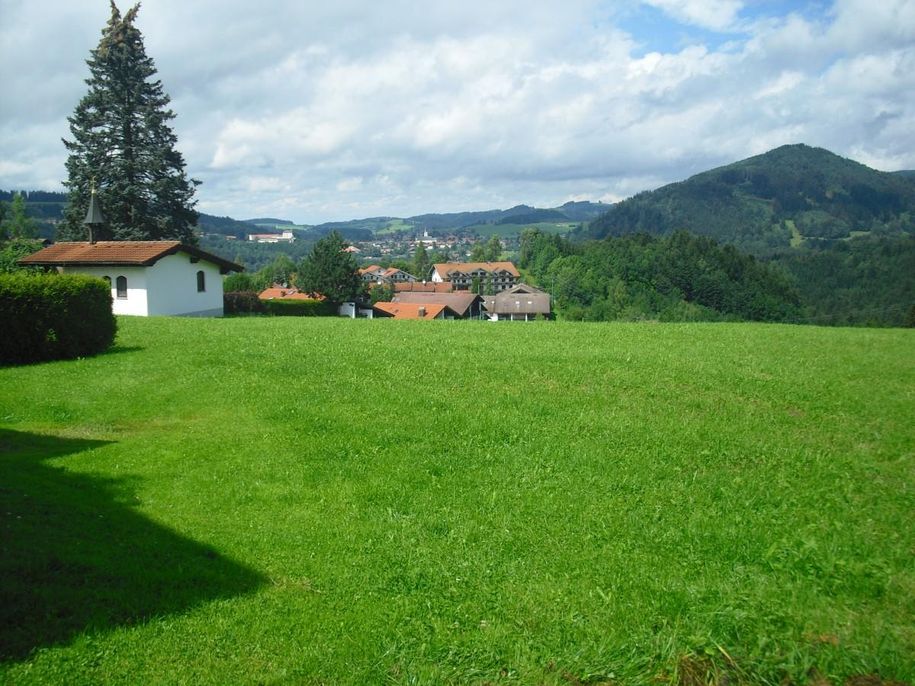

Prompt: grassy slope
xmin=1 ymin=318 xmax=913 ymax=685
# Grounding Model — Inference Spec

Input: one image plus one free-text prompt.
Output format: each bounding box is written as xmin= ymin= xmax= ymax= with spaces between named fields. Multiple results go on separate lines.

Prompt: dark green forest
xmin=520 ymin=229 xmax=802 ymax=323
xmin=521 ymin=229 xmax=914 ymax=326
xmin=774 ymin=235 xmax=915 ymax=326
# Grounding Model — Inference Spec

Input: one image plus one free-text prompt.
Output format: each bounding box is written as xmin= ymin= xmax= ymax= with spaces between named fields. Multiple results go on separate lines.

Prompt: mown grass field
xmin=1 ymin=317 xmax=913 ymax=685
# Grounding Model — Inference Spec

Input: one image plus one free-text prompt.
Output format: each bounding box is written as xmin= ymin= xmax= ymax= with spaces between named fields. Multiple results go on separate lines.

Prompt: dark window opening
xmin=116 ymin=276 xmax=127 ymax=299
xmin=196 ymin=270 xmax=206 ymax=292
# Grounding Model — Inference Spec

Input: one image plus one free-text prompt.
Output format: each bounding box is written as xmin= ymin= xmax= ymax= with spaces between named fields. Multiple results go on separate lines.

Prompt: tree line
xmin=520 ymin=229 xmax=802 ymax=322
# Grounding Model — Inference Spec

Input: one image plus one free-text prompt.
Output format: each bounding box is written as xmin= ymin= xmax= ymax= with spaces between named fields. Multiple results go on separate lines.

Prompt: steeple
xmin=83 ymin=182 xmax=106 ymax=243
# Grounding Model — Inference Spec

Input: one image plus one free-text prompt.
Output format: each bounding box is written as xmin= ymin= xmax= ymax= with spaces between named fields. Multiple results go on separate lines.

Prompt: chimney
xmin=418 ymin=306 xmax=426 ymax=318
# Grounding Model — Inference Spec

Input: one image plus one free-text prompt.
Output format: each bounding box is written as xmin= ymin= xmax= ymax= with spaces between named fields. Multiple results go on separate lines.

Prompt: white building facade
xmin=19 ymin=241 xmax=243 ymax=317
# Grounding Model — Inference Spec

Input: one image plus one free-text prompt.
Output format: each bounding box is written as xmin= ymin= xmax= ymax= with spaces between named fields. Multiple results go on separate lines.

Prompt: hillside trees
xmin=585 ymin=144 xmax=915 ymax=255
xmin=468 ymin=234 xmax=504 ymax=262
xmin=520 ymin=229 xmax=800 ymax=322
xmin=0 ymin=193 xmax=37 ymax=240
xmin=297 ymin=231 xmax=362 ymax=303
xmin=59 ymin=3 xmax=198 ymax=243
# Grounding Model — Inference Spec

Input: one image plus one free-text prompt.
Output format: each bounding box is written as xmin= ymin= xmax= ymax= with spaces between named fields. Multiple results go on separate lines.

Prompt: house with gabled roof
xmin=372 ymin=301 xmax=457 ymax=320
xmin=391 ymin=291 xmax=483 ymax=319
xmin=482 ymin=283 xmax=551 ymax=321
xmin=430 ymin=261 xmax=520 ymax=292
xmin=359 ymin=265 xmax=386 ymax=283
xmin=359 ymin=265 xmax=417 ymax=285
xmin=19 ymin=241 xmax=242 ymax=317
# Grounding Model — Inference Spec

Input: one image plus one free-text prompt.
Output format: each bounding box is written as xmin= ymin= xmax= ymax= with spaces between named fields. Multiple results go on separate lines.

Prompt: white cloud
xmin=640 ymin=0 xmax=744 ymax=31
xmin=1 ymin=0 xmax=914 ymax=221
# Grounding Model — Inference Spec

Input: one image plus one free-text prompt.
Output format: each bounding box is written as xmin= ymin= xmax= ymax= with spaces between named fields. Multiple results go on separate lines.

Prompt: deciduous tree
xmin=0 ymin=193 xmax=37 ymax=240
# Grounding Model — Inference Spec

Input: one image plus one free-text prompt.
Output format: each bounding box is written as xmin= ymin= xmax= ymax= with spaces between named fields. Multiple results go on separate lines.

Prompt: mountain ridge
xmin=585 ymin=144 xmax=915 ymax=255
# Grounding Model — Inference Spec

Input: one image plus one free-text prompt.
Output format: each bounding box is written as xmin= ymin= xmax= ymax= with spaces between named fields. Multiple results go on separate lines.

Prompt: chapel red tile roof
xmin=18 ymin=241 xmax=243 ymax=273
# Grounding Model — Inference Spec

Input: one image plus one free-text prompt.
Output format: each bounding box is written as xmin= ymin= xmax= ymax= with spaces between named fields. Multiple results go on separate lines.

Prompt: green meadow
xmin=1 ymin=318 xmax=913 ymax=685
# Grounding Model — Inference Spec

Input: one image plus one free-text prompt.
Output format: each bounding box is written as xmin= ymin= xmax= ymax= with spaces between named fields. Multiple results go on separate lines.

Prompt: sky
xmin=1 ymin=0 xmax=913 ymax=224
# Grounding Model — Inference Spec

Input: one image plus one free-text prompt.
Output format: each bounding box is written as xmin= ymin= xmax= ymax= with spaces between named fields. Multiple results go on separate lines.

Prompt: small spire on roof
xmin=83 ymin=180 xmax=106 ymax=244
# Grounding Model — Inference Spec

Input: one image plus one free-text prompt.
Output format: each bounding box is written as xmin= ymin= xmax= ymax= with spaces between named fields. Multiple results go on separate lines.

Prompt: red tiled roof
xmin=393 ymin=281 xmax=453 ymax=293
xmin=258 ymin=287 xmax=324 ymax=301
xmin=373 ymin=301 xmax=448 ymax=319
xmin=392 ymin=291 xmax=481 ymax=317
xmin=18 ymin=241 xmax=242 ymax=273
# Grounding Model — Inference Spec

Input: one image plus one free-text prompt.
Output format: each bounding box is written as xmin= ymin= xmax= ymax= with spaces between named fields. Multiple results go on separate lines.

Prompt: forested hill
xmin=586 ymin=144 xmax=915 ymax=255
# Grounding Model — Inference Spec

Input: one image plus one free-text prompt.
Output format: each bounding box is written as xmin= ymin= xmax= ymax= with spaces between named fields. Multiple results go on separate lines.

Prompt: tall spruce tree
xmin=59 ymin=2 xmax=198 ymax=243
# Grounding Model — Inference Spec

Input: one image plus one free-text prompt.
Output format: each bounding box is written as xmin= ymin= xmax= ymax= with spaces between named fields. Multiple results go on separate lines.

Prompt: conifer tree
xmin=411 ymin=241 xmax=431 ymax=279
xmin=59 ymin=2 xmax=198 ymax=243
xmin=297 ymin=232 xmax=363 ymax=304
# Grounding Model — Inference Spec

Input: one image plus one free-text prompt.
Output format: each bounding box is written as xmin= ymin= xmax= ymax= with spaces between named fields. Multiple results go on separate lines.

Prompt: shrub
xmin=0 ymin=272 xmax=116 ymax=364
xmin=263 ymin=299 xmax=336 ymax=317
xmin=224 ymin=291 xmax=266 ymax=315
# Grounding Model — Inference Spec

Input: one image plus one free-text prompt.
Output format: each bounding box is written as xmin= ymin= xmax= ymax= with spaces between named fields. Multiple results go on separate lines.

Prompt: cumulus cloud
xmin=1 ymin=0 xmax=914 ymax=222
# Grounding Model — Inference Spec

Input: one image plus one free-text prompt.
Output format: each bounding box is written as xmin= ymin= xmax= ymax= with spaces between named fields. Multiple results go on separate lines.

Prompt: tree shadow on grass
xmin=0 ymin=428 xmax=267 ymax=662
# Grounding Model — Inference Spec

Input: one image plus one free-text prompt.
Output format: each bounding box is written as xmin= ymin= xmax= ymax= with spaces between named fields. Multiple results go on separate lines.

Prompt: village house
xmin=430 ymin=261 xmax=520 ymax=292
xmin=391 ymin=291 xmax=484 ymax=319
xmin=247 ymin=229 xmax=295 ymax=243
xmin=372 ymin=301 xmax=458 ymax=320
xmin=482 ymin=284 xmax=552 ymax=321
xmin=358 ymin=265 xmax=418 ymax=285
xmin=19 ymin=241 xmax=243 ymax=317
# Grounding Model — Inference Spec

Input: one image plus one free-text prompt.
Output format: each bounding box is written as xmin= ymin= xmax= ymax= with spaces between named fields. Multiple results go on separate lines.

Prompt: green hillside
xmin=586 ymin=144 xmax=915 ymax=254
xmin=2 ymin=317 xmax=913 ymax=684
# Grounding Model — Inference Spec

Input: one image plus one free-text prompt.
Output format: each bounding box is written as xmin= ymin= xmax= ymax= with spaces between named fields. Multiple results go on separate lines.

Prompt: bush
xmin=224 ymin=291 xmax=266 ymax=315
xmin=263 ymin=298 xmax=336 ymax=317
xmin=0 ymin=272 xmax=116 ymax=364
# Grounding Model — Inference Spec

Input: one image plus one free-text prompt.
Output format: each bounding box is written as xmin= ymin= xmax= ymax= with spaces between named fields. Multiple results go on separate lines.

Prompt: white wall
xmin=145 ymin=254 xmax=224 ymax=316
xmin=62 ymin=265 xmax=149 ymax=316
xmin=60 ymin=252 xmax=226 ymax=317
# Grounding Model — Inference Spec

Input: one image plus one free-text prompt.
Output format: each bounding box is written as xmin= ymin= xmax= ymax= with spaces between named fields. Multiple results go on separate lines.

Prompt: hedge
xmin=0 ymin=272 xmax=117 ymax=365
xmin=224 ymin=291 xmax=266 ymax=315
xmin=262 ymin=298 xmax=336 ymax=317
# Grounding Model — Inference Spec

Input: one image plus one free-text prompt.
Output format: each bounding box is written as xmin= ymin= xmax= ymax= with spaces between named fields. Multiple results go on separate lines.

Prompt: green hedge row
xmin=0 ymin=272 xmax=116 ymax=365
xmin=224 ymin=291 xmax=337 ymax=317
xmin=263 ymin=298 xmax=336 ymax=317
xmin=224 ymin=291 xmax=266 ymax=315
